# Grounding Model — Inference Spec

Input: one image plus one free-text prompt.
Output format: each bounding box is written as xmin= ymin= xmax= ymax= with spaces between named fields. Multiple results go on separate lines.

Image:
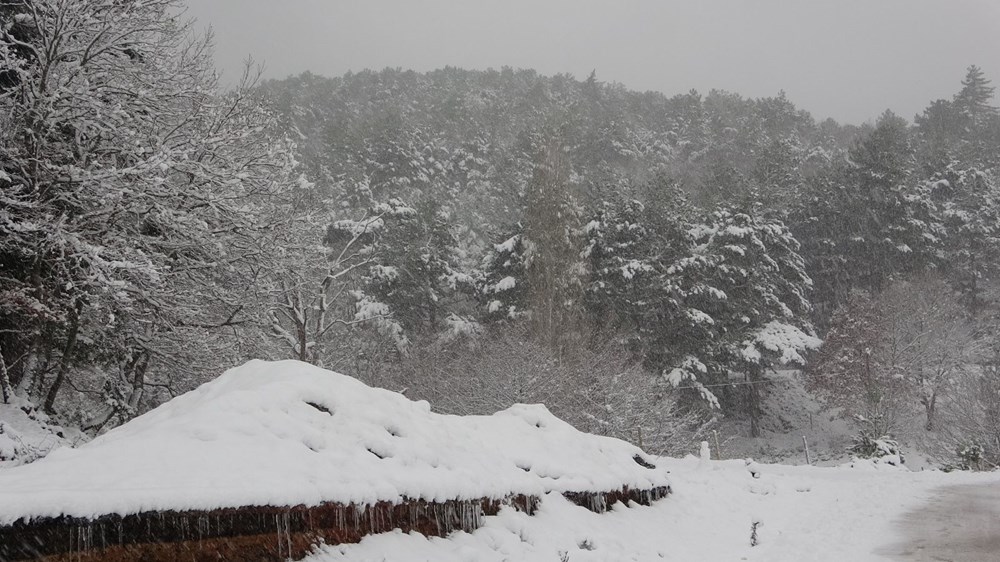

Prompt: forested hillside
xmin=256 ymin=66 xmax=1000 ymax=449
xmin=3 ymin=0 xmax=1000 ymax=468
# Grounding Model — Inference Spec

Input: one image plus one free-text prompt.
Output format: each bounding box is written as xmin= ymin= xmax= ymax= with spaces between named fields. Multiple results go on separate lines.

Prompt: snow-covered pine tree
xmin=794 ymin=111 xmax=944 ymax=319
xmin=916 ymin=99 xmax=967 ymax=173
xmin=916 ymin=66 xmax=1000 ymax=172
xmin=697 ymin=209 xmax=818 ymax=436
xmin=582 ymin=198 xmax=655 ymax=340
xmin=580 ymin=184 xmax=816 ymax=429
xmin=478 ymin=135 xmax=585 ymax=347
xmin=655 ymin=208 xmax=818 ymax=434
xmin=478 ymin=227 xmax=532 ymax=323
xmin=579 ymin=176 xmax=813 ymax=429
xmin=357 ymin=198 xmax=474 ymax=338
xmin=522 ymin=137 xmax=585 ymax=346
xmin=955 ymin=65 xmax=998 ymax=130
xmin=930 ymin=165 xmax=1000 ymax=310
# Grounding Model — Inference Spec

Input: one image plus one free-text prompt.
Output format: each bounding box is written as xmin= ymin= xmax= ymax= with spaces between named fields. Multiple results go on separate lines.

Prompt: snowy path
xmin=877 ymin=483 xmax=1000 ymax=561
xmin=305 ymin=459 xmax=1000 ymax=562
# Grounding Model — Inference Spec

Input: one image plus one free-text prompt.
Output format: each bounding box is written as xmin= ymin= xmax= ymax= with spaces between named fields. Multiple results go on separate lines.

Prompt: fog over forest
xmin=184 ymin=0 xmax=1000 ymax=124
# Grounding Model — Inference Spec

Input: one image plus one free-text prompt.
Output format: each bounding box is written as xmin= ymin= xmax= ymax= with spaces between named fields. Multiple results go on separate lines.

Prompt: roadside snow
xmin=308 ymin=456 xmax=1000 ymax=562
xmin=0 ymin=360 xmax=668 ymax=525
xmin=0 ymin=397 xmax=78 ymax=467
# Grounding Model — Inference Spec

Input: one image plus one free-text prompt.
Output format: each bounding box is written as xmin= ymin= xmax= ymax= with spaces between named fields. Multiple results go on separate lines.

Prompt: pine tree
xmin=360 ymin=198 xmax=472 ymax=337
xmin=478 ymin=227 xmax=532 ymax=323
xmin=934 ymin=166 xmax=1000 ymax=311
xmin=685 ymin=209 xmax=817 ymax=436
xmin=522 ymin=138 xmax=584 ymax=345
xmin=955 ymin=65 xmax=998 ymax=127
xmin=953 ymin=66 xmax=1000 ymax=167
xmin=583 ymin=177 xmax=696 ymax=360
xmin=584 ymin=197 xmax=819 ymax=431
xmin=794 ymin=111 xmax=944 ymax=318
xmin=479 ymin=136 xmax=584 ymax=346
xmin=582 ymin=198 xmax=655 ymax=337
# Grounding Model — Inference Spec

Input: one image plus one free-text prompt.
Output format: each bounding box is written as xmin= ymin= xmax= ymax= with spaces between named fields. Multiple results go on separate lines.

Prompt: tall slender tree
xmin=955 ymin=65 xmax=998 ymax=127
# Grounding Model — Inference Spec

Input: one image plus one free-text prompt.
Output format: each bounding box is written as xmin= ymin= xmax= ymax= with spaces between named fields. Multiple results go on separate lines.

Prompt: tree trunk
xmin=924 ymin=391 xmax=937 ymax=431
xmin=43 ymin=305 xmax=81 ymax=414
xmin=127 ymin=352 xmax=149 ymax=411
xmin=0 ymin=347 xmax=11 ymax=404
xmin=21 ymin=346 xmax=46 ymax=400
xmin=426 ymin=287 xmax=436 ymax=333
xmin=296 ymin=319 xmax=308 ymax=363
xmin=1 ymin=335 xmax=25 ymax=392
xmin=27 ymin=346 xmax=51 ymax=400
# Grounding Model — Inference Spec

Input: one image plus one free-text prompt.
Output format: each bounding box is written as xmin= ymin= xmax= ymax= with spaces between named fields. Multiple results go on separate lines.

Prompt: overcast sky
xmin=183 ymin=0 xmax=1000 ymax=124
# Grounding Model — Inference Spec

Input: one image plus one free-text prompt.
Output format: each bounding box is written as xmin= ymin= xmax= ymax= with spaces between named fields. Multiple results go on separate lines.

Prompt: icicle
xmin=284 ymin=512 xmax=292 ymax=557
xmin=273 ymin=512 xmax=292 ymax=558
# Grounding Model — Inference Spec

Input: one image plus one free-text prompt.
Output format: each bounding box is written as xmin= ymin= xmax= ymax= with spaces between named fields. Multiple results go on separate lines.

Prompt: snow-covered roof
xmin=0 ymin=360 xmax=669 ymax=525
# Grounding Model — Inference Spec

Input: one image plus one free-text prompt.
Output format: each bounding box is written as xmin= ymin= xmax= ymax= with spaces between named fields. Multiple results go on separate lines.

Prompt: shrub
xmin=948 ymin=442 xmax=987 ymax=471
xmin=849 ymin=431 xmax=903 ymax=465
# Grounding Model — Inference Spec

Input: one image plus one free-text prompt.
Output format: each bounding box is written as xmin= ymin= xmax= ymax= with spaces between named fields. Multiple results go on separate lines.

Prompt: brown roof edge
xmin=1 ymin=486 xmax=670 ymax=561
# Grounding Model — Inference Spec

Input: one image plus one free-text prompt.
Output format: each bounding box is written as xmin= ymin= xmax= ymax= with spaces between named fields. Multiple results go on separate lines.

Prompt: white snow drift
xmin=0 ymin=360 xmax=669 ymax=525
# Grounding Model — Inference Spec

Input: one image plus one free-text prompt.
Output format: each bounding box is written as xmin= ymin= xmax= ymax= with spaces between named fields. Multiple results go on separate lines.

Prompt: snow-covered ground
xmin=308 ymin=456 xmax=1000 ymax=562
xmin=2 ymin=360 xmax=998 ymax=561
xmin=0 ymin=396 xmax=80 ymax=468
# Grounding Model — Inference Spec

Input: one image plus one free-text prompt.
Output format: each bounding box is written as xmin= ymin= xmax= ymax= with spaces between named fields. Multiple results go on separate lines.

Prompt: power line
xmin=671 ymin=378 xmax=773 ymax=391
xmin=668 ymin=370 xmax=849 ymax=392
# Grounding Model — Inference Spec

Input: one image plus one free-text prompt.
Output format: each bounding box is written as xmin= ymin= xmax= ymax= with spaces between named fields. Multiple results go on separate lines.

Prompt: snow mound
xmin=0 ymin=360 xmax=668 ymax=525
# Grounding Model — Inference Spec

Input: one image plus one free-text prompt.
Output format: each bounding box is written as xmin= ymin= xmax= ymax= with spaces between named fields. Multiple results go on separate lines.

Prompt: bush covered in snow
xmin=941 ymin=442 xmax=989 ymax=472
xmin=848 ymin=432 xmax=903 ymax=465
xmin=957 ymin=443 xmax=986 ymax=469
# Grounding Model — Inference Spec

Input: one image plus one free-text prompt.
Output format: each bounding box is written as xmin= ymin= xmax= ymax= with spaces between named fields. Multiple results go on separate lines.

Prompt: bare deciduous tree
xmin=881 ymin=275 xmax=981 ymax=430
xmin=390 ymin=326 xmax=708 ymax=456
xmin=807 ymin=290 xmax=908 ymax=438
xmin=808 ymin=275 xmax=981 ymax=438
xmin=0 ymin=0 xmax=299 ymax=421
xmin=267 ymin=200 xmax=413 ymax=364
